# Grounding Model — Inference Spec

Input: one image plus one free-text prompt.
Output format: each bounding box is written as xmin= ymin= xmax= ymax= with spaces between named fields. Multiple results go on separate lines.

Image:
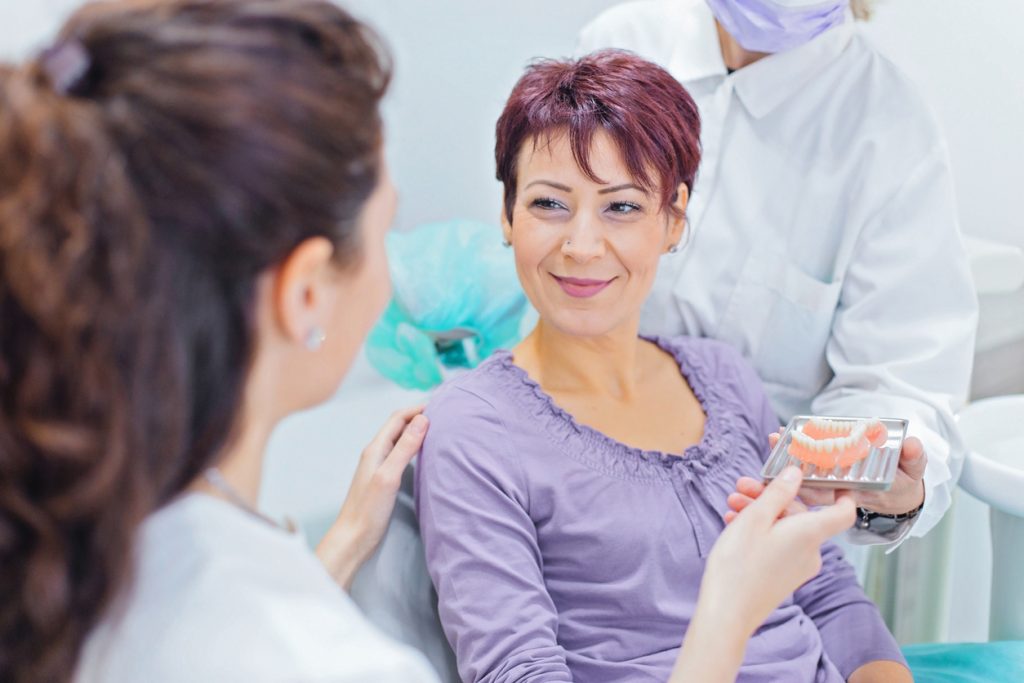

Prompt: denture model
xmin=787 ymin=418 xmax=888 ymax=469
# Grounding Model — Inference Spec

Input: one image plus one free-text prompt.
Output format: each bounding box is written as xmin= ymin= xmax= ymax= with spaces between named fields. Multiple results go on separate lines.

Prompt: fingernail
xmin=780 ymin=466 xmax=802 ymax=483
xmin=409 ymin=415 xmax=427 ymax=433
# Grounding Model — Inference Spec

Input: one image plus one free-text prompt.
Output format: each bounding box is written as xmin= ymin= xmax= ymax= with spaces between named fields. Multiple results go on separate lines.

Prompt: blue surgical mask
xmin=705 ymin=0 xmax=848 ymax=54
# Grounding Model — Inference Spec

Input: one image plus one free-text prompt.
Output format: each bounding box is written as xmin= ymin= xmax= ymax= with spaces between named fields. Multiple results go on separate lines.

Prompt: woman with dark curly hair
xmin=0 ymin=1 xmax=437 ymax=680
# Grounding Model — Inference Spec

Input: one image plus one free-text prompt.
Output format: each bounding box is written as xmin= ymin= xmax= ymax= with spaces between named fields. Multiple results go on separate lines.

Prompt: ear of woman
xmin=271 ymin=235 xmax=337 ymax=349
xmin=665 ymin=182 xmax=689 ymax=252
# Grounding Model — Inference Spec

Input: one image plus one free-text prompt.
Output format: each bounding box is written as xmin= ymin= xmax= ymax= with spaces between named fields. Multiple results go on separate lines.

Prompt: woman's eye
xmin=531 ymin=197 xmax=565 ymax=211
xmin=609 ymin=201 xmax=642 ymax=215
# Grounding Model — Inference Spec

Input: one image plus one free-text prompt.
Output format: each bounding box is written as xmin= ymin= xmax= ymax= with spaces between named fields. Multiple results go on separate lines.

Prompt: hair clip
xmin=40 ymin=39 xmax=91 ymax=96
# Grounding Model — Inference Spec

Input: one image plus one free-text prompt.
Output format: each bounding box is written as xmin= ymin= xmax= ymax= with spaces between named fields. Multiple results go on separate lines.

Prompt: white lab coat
xmin=75 ymin=494 xmax=440 ymax=683
xmin=578 ymin=0 xmax=977 ymax=548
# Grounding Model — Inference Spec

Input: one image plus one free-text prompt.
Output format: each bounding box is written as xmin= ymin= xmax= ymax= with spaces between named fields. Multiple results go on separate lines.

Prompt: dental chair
xmin=349 ymin=467 xmax=460 ymax=682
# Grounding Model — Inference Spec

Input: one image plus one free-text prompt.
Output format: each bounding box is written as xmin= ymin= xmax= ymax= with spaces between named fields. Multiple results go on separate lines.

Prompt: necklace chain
xmin=202 ymin=467 xmax=291 ymax=531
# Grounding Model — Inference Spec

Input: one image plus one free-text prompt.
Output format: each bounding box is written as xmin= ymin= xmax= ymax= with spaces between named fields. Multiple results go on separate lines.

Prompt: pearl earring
xmin=305 ymin=326 xmax=326 ymax=351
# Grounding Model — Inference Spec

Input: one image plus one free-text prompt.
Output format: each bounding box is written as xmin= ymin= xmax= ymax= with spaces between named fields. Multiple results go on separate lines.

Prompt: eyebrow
xmin=523 ymin=180 xmax=646 ymax=194
xmin=598 ymin=183 xmax=645 ymax=195
xmin=525 ymin=180 xmax=572 ymax=192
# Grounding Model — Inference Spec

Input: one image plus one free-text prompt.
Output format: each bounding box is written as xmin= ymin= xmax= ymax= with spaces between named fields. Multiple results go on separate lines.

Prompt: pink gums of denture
xmin=835 ymin=438 xmax=871 ymax=468
xmin=864 ymin=420 xmax=888 ymax=448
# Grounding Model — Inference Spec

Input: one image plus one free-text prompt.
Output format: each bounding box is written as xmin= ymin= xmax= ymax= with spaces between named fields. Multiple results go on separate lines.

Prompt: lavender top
xmin=416 ymin=336 xmax=904 ymax=683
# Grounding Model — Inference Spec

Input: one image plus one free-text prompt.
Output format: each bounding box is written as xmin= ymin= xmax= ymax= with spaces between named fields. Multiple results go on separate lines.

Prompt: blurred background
xmin=5 ymin=0 xmax=1023 ymax=651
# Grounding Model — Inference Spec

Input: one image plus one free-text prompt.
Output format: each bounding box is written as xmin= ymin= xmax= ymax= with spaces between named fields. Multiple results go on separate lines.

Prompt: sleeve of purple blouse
xmin=718 ymin=340 xmax=906 ymax=677
xmin=415 ymin=385 xmax=573 ymax=683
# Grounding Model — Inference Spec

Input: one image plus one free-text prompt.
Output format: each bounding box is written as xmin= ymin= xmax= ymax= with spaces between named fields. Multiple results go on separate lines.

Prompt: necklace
xmin=202 ymin=467 xmax=293 ymax=532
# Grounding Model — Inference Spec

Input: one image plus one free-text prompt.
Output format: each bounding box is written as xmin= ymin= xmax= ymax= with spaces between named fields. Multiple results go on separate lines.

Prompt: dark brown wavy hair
xmin=0 ymin=1 xmax=390 ymax=681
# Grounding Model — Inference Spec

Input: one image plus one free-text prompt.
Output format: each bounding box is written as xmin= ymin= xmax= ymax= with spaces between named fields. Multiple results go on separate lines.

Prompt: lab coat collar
xmin=731 ymin=21 xmax=855 ymax=118
xmin=667 ymin=1 xmax=856 ymax=119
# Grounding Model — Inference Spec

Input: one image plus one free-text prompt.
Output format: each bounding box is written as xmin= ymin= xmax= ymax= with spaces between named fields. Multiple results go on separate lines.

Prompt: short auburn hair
xmin=495 ymin=49 xmax=701 ymax=223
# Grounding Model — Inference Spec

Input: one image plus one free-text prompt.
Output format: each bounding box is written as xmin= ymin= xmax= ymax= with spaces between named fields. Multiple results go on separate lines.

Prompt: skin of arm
xmin=849 ymin=660 xmax=913 ymax=683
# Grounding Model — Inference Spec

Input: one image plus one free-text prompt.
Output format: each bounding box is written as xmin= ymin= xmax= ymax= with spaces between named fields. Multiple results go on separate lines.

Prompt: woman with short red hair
xmin=416 ymin=50 xmax=910 ymax=683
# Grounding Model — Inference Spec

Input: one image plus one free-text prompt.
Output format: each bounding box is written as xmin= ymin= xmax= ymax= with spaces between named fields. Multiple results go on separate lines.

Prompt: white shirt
xmin=75 ymin=494 xmax=439 ymax=683
xmin=578 ymin=0 xmax=978 ymax=546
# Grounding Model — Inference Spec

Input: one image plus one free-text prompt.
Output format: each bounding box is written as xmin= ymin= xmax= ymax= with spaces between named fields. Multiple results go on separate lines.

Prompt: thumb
xmin=744 ymin=467 xmax=802 ymax=526
xmin=899 ymin=437 xmax=927 ymax=480
xmin=796 ymin=493 xmax=857 ymax=542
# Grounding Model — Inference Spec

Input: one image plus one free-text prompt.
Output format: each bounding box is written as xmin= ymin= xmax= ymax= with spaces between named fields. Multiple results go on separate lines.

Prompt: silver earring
xmin=305 ymin=326 xmax=326 ymax=351
xmin=502 ymin=238 xmax=511 ymax=247
xmin=668 ymin=218 xmax=692 ymax=254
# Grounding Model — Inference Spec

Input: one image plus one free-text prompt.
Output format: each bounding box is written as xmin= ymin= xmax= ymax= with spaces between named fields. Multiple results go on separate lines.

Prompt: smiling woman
xmin=495 ymin=50 xmax=700 ymax=340
xmin=502 ymin=130 xmax=686 ymax=338
xmin=415 ymin=49 xmax=908 ymax=683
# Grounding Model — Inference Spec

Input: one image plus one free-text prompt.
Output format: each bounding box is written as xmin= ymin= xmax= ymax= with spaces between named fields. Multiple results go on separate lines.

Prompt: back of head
xmin=0 ymin=1 xmax=389 ymax=680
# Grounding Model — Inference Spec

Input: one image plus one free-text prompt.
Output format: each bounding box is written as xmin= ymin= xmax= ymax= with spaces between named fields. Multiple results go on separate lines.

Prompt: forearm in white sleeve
xmin=812 ymin=145 xmax=978 ymax=548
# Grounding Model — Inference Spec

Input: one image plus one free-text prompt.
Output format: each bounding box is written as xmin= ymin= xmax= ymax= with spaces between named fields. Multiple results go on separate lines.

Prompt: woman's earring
xmin=305 ymin=326 xmax=327 ymax=351
xmin=668 ymin=244 xmax=679 ymax=254
xmin=502 ymin=238 xmax=511 ymax=248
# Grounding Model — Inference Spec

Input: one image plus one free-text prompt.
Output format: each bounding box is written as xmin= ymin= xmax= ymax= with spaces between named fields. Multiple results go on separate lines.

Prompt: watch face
xmin=867 ymin=516 xmax=902 ymax=535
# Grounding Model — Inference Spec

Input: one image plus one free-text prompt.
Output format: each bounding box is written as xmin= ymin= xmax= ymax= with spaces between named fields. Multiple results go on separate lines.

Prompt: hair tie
xmin=40 ymin=39 xmax=91 ymax=96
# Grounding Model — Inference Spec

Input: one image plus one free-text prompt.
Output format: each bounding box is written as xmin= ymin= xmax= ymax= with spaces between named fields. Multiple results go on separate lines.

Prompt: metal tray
xmin=761 ymin=415 xmax=908 ymax=491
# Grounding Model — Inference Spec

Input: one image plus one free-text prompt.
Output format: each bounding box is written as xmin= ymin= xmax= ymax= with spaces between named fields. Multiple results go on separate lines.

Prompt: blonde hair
xmin=851 ymin=0 xmax=875 ymax=20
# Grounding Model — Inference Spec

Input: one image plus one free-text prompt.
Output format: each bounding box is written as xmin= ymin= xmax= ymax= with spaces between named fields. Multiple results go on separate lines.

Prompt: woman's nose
xmin=560 ymin=215 xmax=605 ymax=262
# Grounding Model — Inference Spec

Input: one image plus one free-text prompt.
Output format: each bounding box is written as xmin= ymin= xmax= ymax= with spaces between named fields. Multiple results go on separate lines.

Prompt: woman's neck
xmin=514 ymin=320 xmax=648 ymax=401
xmin=188 ymin=417 xmax=273 ymax=509
xmin=714 ymin=19 xmax=769 ymax=71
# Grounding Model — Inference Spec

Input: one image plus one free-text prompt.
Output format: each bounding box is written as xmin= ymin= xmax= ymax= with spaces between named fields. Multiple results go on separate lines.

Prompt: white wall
xmin=861 ymin=0 xmax=1024 ymax=250
xmin=341 ymin=0 xmax=623 ymax=232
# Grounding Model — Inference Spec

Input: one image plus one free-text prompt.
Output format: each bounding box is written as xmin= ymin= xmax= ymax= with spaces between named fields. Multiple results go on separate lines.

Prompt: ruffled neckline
xmin=482 ymin=336 xmax=741 ymax=482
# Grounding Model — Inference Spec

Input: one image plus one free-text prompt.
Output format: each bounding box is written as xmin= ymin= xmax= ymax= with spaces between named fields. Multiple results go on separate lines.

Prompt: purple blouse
xmin=416 ymin=336 xmax=904 ymax=683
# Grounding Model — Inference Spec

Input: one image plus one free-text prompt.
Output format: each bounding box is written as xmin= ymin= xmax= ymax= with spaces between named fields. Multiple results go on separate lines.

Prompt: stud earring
xmin=305 ymin=326 xmax=326 ymax=351
xmin=502 ymin=238 xmax=511 ymax=247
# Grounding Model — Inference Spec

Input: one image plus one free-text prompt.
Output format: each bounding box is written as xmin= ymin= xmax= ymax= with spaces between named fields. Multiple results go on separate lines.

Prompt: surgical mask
xmin=705 ymin=0 xmax=848 ymax=54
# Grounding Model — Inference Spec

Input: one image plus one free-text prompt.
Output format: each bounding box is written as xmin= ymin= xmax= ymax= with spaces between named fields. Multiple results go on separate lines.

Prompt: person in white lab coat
xmin=578 ymin=0 xmax=978 ymax=557
xmin=0 ymin=2 xmax=862 ymax=683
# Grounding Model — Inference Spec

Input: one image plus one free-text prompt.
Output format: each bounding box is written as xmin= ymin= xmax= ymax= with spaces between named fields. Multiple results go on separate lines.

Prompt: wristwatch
xmin=852 ymin=501 xmax=925 ymax=539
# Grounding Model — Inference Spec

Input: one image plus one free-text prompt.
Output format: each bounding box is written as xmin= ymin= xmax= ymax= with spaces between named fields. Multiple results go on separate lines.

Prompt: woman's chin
xmin=541 ymin=308 xmax=634 ymax=340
